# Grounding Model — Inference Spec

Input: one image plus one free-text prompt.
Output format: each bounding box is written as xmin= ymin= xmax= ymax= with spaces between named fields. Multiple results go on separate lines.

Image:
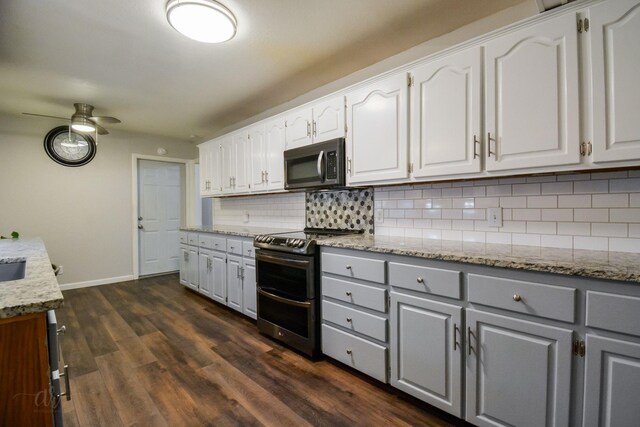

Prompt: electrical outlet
xmin=487 ymin=207 xmax=503 ymax=227
xmin=375 ymin=208 xmax=384 ymax=224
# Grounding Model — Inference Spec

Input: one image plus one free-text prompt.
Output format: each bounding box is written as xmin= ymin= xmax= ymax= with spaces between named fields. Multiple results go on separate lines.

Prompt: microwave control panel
xmin=327 ymin=151 xmax=337 ymax=179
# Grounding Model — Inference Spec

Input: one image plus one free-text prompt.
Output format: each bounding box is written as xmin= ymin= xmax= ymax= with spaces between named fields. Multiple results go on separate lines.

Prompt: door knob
xmin=138 ymin=224 xmax=144 ymax=229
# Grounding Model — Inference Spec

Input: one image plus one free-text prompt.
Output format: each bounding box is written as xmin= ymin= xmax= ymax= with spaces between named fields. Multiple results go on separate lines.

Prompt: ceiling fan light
xmin=71 ymin=117 xmax=96 ymax=133
xmin=166 ymin=0 xmax=237 ymax=43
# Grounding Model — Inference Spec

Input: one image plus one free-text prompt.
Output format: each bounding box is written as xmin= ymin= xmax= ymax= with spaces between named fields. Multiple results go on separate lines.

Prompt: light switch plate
xmin=487 ymin=207 xmax=503 ymax=227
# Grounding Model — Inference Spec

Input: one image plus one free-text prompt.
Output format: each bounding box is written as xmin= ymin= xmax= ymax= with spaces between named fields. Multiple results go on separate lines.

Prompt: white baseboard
xmin=59 ymin=275 xmax=135 ymax=291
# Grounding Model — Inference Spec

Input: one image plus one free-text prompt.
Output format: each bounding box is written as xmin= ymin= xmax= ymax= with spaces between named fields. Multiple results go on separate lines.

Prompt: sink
xmin=0 ymin=259 xmax=26 ymax=282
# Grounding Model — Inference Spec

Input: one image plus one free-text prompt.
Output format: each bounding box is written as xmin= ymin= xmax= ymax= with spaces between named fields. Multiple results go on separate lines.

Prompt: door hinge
xmin=407 ymin=74 xmax=414 ymax=87
xmin=573 ymin=340 xmax=585 ymax=357
xmin=578 ymin=18 xmax=590 ymax=33
xmin=387 ymin=294 xmax=391 ymax=310
xmin=387 ymin=365 xmax=391 ymax=380
xmin=580 ymin=141 xmax=592 ymax=156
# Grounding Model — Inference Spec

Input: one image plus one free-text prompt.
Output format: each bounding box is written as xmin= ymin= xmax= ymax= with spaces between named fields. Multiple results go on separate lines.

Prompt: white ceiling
xmin=0 ymin=0 xmax=529 ymax=142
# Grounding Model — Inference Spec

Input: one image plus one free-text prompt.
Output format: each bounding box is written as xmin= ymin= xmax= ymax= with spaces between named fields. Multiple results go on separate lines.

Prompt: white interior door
xmin=138 ymin=160 xmax=182 ymax=276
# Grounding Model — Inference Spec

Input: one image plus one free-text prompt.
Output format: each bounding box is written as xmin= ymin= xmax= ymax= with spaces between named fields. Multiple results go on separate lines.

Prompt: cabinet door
xmin=198 ymin=251 xmax=212 ymax=297
xmin=209 ymin=142 xmax=221 ymax=194
xmin=465 ymin=309 xmax=573 ymax=427
xmin=590 ymin=0 xmax=640 ymax=163
xmin=232 ymin=132 xmax=250 ymax=193
xmin=411 ymin=47 xmax=482 ymax=178
xmin=346 ymin=72 xmax=409 ymax=184
xmin=265 ymin=117 xmax=286 ymax=190
xmin=242 ymin=258 xmax=257 ymax=320
xmin=199 ymin=142 xmax=212 ymax=195
xmin=312 ymin=95 xmax=345 ymax=143
xmin=583 ymin=334 xmax=640 ymax=427
xmin=285 ymin=107 xmax=313 ymax=149
xmin=188 ymin=247 xmax=199 ymax=290
xmin=211 ymin=251 xmax=227 ymax=304
xmin=248 ymin=124 xmax=268 ymax=192
xmin=179 ymin=246 xmax=189 ymax=286
xmin=390 ymin=292 xmax=463 ymax=417
xmin=226 ymin=254 xmax=243 ymax=313
xmin=220 ymin=136 xmax=234 ymax=193
xmin=485 ymin=13 xmax=580 ymax=171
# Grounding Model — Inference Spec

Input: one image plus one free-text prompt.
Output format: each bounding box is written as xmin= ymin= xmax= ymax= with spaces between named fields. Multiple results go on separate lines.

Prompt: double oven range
xmin=254 ymin=228 xmax=361 ymax=357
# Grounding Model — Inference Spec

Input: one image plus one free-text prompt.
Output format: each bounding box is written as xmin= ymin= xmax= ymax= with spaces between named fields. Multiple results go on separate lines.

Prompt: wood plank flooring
xmin=57 ymin=274 xmax=467 ymax=426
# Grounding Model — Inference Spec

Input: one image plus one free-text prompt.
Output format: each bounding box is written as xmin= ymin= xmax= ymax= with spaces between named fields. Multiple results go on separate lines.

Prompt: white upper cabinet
xmin=199 ymin=139 xmax=221 ymax=196
xmin=346 ymin=72 xmax=409 ymax=184
xmin=485 ymin=13 xmax=581 ymax=171
xmin=285 ymin=95 xmax=345 ymax=149
xmin=220 ymin=135 xmax=234 ymax=193
xmin=265 ymin=117 xmax=286 ymax=190
xmin=248 ymin=123 xmax=268 ymax=192
xmin=231 ymin=131 xmax=250 ymax=193
xmin=410 ymin=47 xmax=482 ymax=178
xmin=590 ymin=0 xmax=640 ymax=163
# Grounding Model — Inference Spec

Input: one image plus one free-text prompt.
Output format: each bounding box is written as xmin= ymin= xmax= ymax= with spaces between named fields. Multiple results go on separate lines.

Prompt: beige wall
xmin=0 ymin=113 xmax=197 ymax=285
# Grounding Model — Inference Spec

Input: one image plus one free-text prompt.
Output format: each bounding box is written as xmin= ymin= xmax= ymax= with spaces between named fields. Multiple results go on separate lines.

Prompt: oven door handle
xmin=317 ymin=150 xmax=325 ymax=183
xmin=256 ymin=252 xmax=310 ymax=269
xmin=258 ymin=288 xmax=311 ymax=308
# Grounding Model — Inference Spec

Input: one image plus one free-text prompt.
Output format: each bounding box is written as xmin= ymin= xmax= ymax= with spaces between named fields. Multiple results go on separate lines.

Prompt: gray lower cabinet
xmin=211 ymin=250 xmax=228 ymax=305
xmin=389 ymin=292 xmax=463 ymax=417
xmin=465 ymin=309 xmax=573 ymax=427
xmin=198 ymin=249 xmax=213 ymax=297
xmin=179 ymin=244 xmax=198 ymax=291
xmin=242 ymin=257 xmax=257 ymax=320
xmin=582 ymin=334 xmax=640 ymax=427
xmin=227 ymin=254 xmax=243 ymax=313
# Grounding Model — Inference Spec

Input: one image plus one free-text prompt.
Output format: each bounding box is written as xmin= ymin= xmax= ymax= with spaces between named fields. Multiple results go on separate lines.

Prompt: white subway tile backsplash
xmin=423 ymin=229 xmax=442 ymax=239
xmin=574 ymin=236 xmax=608 ymax=251
xmin=442 ymin=230 xmax=463 ymax=241
xmin=500 ymin=221 xmax=527 ymax=233
xmin=630 ymin=193 xmax=640 ymax=207
xmin=630 ymin=224 xmax=640 ymax=238
xmin=512 ymin=209 xmax=541 ymax=221
xmin=557 ymin=173 xmax=591 ymax=181
xmin=629 ymin=170 xmax=640 ymax=178
xmin=526 ymin=175 xmax=557 ymax=183
xmin=404 ymin=190 xmax=423 ymax=199
xmin=591 ymin=171 xmax=628 ymax=179
xmin=442 ymin=187 xmax=463 ymax=198
xmin=513 ymin=183 xmax=541 ymax=196
xmin=405 ymin=228 xmax=423 ymax=238
xmin=610 ymin=178 xmax=640 ymax=193
xmin=591 ymin=223 xmax=627 ymax=237
xmin=558 ymin=222 xmax=590 ymax=236
xmin=475 ymin=197 xmax=500 ymax=208
xmin=541 ymin=235 xmax=573 ymax=249
xmin=558 ymin=195 xmax=591 ymax=208
xmin=487 ymin=185 xmax=512 ymax=196
xmin=463 ymin=186 xmax=486 ymax=197
xmin=413 ymin=219 xmax=433 ymax=229
xmin=432 ymin=219 xmax=452 ymax=230
xmin=574 ymin=180 xmax=608 ymax=194
xmin=542 ymin=181 xmax=573 ymax=195
xmin=463 ymin=231 xmax=486 ymax=243
xmin=592 ymin=194 xmax=628 ymax=208
xmin=432 ymin=182 xmax=452 ymax=188
xmin=453 ymin=198 xmax=475 ymax=208
xmin=414 ymin=199 xmax=433 ymax=209
xmin=442 ymin=209 xmax=463 ymax=219
xmin=404 ymin=209 xmax=423 ymax=219
xmin=541 ymin=209 xmax=573 ymax=222
xmin=397 ymin=200 xmax=413 ymax=209
xmin=423 ymin=209 xmax=442 ymax=219
xmin=422 ymin=189 xmax=442 ymax=198
xmin=610 ymin=208 xmax=640 ymax=223
xmin=527 ymin=196 xmax=557 ymax=208
xmin=382 ymin=200 xmax=397 ymax=209
xmin=500 ymin=177 xmax=527 ymax=184
xmin=609 ymin=238 xmax=640 ymax=253
xmin=389 ymin=191 xmax=406 ymax=200
xmin=500 ymin=196 xmax=527 ymax=208
xmin=397 ymin=219 xmax=414 ymax=228
xmin=452 ymin=219 xmax=475 ymax=230
xmin=463 ymin=209 xmax=486 ymax=220
xmin=387 ymin=209 xmax=406 ymax=219
xmin=574 ymin=208 xmax=609 ymax=223
xmin=432 ymin=199 xmax=452 ymax=209
xmin=526 ymin=221 xmax=556 ymax=235
xmin=513 ymin=233 xmax=541 ymax=246
xmin=486 ymin=232 xmax=512 ymax=245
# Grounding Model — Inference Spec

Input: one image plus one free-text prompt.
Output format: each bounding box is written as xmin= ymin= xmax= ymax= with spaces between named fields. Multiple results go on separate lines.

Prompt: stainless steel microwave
xmin=284 ymin=138 xmax=345 ymax=190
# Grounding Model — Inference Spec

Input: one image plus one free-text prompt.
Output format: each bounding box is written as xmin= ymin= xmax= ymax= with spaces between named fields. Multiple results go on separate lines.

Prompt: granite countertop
xmin=0 ymin=238 xmax=64 ymax=318
xmin=180 ymin=225 xmax=297 ymax=237
xmin=317 ymin=234 xmax=640 ymax=283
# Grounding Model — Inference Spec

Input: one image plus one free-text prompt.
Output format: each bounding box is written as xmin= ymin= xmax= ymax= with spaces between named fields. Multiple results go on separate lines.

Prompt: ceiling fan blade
xmin=95 ymin=123 xmax=109 ymax=135
xmin=90 ymin=116 xmax=121 ymax=124
xmin=22 ymin=112 xmax=70 ymax=121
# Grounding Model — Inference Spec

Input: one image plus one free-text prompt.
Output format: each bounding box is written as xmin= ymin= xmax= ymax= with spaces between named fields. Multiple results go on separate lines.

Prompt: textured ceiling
xmin=0 ymin=0 xmax=529 ymax=142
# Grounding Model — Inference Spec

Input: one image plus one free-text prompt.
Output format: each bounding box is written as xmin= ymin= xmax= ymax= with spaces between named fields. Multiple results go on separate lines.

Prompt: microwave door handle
xmin=317 ymin=150 xmax=325 ymax=182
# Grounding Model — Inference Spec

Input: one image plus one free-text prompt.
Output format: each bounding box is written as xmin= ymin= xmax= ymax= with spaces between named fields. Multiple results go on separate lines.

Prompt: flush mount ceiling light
xmin=166 ymin=0 xmax=237 ymax=43
xmin=70 ymin=116 xmax=96 ymax=133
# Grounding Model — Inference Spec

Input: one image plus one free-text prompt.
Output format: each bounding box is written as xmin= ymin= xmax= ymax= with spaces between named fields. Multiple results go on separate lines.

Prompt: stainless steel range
xmin=254 ymin=228 xmax=362 ymax=357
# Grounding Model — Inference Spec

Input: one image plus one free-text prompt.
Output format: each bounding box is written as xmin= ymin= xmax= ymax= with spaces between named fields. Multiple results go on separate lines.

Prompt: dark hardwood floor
xmin=57 ymin=274 xmax=464 ymax=426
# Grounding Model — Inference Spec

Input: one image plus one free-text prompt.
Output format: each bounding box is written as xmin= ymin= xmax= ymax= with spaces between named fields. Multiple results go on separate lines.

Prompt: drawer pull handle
xmin=346 ymin=317 xmax=352 ymax=322
xmin=468 ymin=327 xmax=474 ymax=355
xmin=513 ymin=294 xmax=522 ymax=302
xmin=454 ymin=324 xmax=460 ymax=351
xmin=345 ymin=291 xmax=352 ymax=296
xmin=346 ymin=265 xmax=352 ymax=270
xmin=417 ymin=277 xmax=424 ymax=284
xmin=346 ymin=349 xmax=352 ymax=355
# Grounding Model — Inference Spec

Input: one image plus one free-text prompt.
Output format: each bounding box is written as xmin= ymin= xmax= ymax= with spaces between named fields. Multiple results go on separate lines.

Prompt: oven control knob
xmin=267 ymin=237 xmax=274 ymax=243
xmin=296 ymin=241 xmax=305 ymax=248
xmin=256 ymin=236 xmax=262 ymax=242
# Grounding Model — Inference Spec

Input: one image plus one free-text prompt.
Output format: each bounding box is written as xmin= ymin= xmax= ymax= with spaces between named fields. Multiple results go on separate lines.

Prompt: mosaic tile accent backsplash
xmin=305 ymin=188 xmax=374 ymax=234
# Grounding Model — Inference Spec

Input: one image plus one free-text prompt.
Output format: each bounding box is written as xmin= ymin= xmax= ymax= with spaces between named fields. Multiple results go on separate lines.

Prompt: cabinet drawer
xmin=468 ymin=274 xmax=576 ymax=323
xmin=322 ymin=252 xmax=385 ymax=284
xmin=243 ymin=240 xmax=255 ymax=258
xmin=179 ymin=231 xmax=188 ymax=244
xmin=322 ymin=324 xmax=387 ymax=382
xmin=211 ymin=236 xmax=226 ymax=252
xmin=322 ymin=276 xmax=386 ymax=312
xmin=389 ymin=262 xmax=461 ymax=299
xmin=322 ymin=300 xmax=387 ymax=342
xmin=198 ymin=234 xmax=213 ymax=249
xmin=227 ymin=239 xmax=242 ymax=255
xmin=187 ymin=233 xmax=199 ymax=246
xmin=586 ymin=291 xmax=640 ymax=338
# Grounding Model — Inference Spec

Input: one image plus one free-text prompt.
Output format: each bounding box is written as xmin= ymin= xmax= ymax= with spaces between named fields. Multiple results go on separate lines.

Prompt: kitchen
xmin=1 ymin=0 xmax=639 ymax=426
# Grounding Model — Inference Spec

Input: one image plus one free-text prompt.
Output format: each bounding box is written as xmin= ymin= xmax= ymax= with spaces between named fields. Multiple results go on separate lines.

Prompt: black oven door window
xmin=258 ymin=290 xmax=311 ymax=338
xmin=256 ymin=252 xmax=313 ymax=300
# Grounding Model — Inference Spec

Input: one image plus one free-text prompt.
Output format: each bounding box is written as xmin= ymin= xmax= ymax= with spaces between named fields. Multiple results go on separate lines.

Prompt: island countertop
xmin=0 ymin=238 xmax=63 ymax=318
xmin=316 ymin=234 xmax=640 ymax=283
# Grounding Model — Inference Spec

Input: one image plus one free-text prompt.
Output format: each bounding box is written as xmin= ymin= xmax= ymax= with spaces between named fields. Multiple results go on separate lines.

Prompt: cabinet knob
xmin=417 ymin=277 xmax=424 ymax=284
xmin=513 ymin=294 xmax=522 ymax=302
xmin=346 ymin=265 xmax=352 ymax=270
xmin=346 ymin=317 xmax=352 ymax=323
xmin=346 ymin=349 xmax=352 ymax=355
xmin=345 ymin=291 xmax=352 ymax=296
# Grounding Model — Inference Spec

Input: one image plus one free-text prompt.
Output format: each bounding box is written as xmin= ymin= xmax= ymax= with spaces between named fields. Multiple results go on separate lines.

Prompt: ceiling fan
xmin=23 ymin=103 xmax=121 ymax=135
